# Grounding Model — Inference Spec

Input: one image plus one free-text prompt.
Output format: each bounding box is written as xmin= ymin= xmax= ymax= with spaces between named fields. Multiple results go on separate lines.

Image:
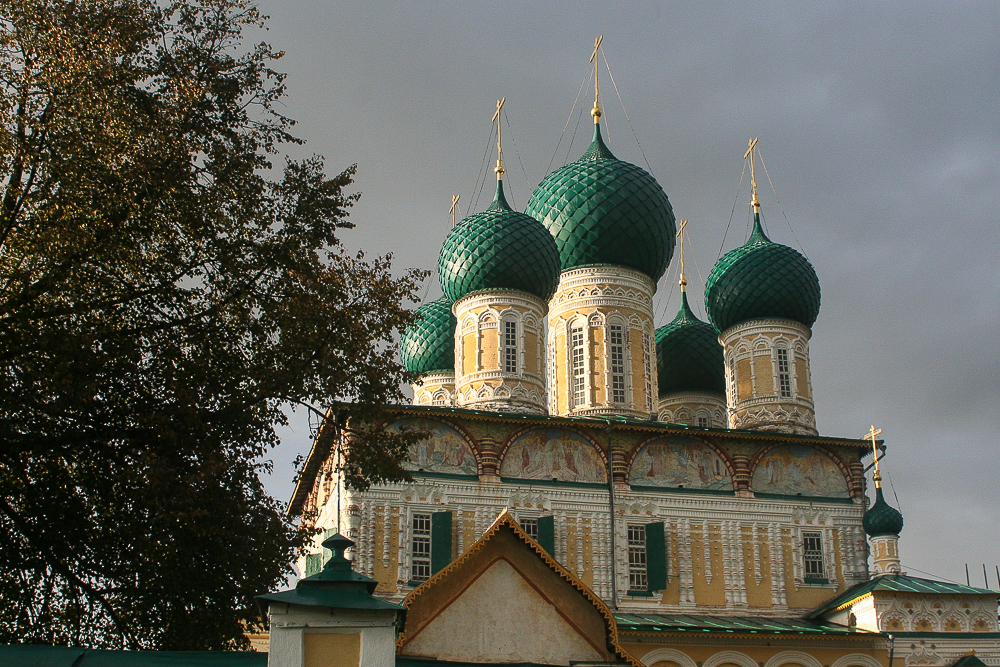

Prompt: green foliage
xmin=0 ymin=0 xmax=425 ymax=650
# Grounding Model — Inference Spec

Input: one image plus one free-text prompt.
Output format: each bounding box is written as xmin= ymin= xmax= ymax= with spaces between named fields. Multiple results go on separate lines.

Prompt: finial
xmin=744 ymin=137 xmax=760 ymax=213
xmin=449 ymin=194 xmax=460 ymax=228
xmin=590 ymin=35 xmax=603 ymax=122
xmin=492 ymin=97 xmax=506 ymax=179
xmin=676 ymin=218 xmax=688 ymax=292
xmin=864 ymin=425 xmax=884 ymax=488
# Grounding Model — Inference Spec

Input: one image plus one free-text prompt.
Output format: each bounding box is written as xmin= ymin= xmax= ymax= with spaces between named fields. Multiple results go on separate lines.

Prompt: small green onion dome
xmin=705 ymin=213 xmax=821 ymax=333
xmin=655 ymin=292 xmax=726 ymax=396
xmin=438 ymin=180 xmax=561 ymax=303
xmin=525 ymin=124 xmax=676 ymax=282
xmin=863 ymin=487 xmax=905 ymax=537
xmin=399 ymin=295 xmax=456 ymax=375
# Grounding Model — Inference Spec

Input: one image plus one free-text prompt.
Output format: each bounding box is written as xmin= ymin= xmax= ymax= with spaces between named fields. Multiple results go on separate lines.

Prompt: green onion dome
xmin=705 ymin=213 xmax=821 ymax=333
xmin=655 ymin=292 xmax=725 ymax=396
xmin=863 ymin=487 xmax=905 ymax=537
xmin=438 ymin=180 xmax=561 ymax=303
xmin=524 ymin=123 xmax=676 ymax=282
xmin=399 ymin=295 xmax=456 ymax=375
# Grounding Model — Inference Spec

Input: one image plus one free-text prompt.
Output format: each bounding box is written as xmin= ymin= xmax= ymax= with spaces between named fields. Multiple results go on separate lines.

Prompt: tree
xmin=0 ymin=0 xmax=424 ymax=650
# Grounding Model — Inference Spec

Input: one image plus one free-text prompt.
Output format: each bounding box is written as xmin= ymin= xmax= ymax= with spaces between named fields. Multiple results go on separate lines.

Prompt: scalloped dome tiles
xmin=438 ymin=181 xmax=561 ymax=303
xmin=399 ymin=296 xmax=457 ymax=375
xmin=525 ymin=124 xmax=676 ymax=282
xmin=656 ymin=292 xmax=725 ymax=396
xmin=863 ymin=487 xmax=905 ymax=537
xmin=705 ymin=215 xmax=821 ymax=333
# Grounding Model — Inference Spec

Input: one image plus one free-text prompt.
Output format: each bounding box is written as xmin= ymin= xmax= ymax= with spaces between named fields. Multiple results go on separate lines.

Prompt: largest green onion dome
xmin=438 ymin=180 xmax=560 ymax=303
xmin=705 ymin=213 xmax=821 ymax=333
xmin=863 ymin=487 xmax=905 ymax=537
xmin=399 ymin=296 xmax=456 ymax=375
xmin=656 ymin=292 xmax=726 ymax=396
xmin=524 ymin=123 xmax=676 ymax=282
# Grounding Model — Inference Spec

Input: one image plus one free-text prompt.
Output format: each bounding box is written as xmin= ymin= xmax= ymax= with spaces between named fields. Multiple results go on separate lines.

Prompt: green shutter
xmin=431 ymin=511 xmax=453 ymax=574
xmin=305 ymin=553 xmax=322 ymax=577
xmin=321 ymin=528 xmax=335 ymax=565
xmin=646 ymin=521 xmax=666 ymax=591
xmin=537 ymin=515 xmax=555 ymax=556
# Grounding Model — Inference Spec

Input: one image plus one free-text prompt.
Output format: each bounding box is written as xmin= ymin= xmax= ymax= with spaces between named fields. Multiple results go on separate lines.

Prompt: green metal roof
xmin=0 ymin=644 xmax=267 ymax=666
xmin=257 ymin=533 xmax=403 ymax=613
xmin=525 ymin=123 xmax=676 ymax=282
xmin=400 ymin=296 xmax=456 ymax=375
xmin=438 ymin=180 xmax=560 ymax=302
xmin=705 ymin=212 xmax=821 ymax=333
xmin=951 ymin=655 xmax=988 ymax=667
xmin=656 ymin=292 xmax=725 ymax=396
xmin=863 ymin=486 xmax=904 ymax=537
xmin=613 ymin=613 xmax=878 ymax=636
xmin=807 ymin=574 xmax=999 ymax=620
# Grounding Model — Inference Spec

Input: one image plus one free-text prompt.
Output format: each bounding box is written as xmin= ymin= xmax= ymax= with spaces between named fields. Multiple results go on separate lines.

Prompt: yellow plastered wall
xmin=581 ymin=517 xmax=594 ymax=588
xmin=742 ymin=524 xmax=774 ymax=608
xmin=782 ymin=529 xmax=846 ymax=609
xmin=461 ymin=510 xmax=476 ymax=555
xmin=795 ymin=357 xmax=810 ymax=398
xmin=736 ymin=358 xmax=753 ymax=400
xmin=660 ymin=523 xmax=681 ymax=604
xmin=304 ymin=632 xmax=360 ymax=667
xmin=753 ymin=354 xmax=774 ymax=395
xmin=692 ymin=524 xmax=726 ymax=606
xmin=525 ymin=330 xmax=539 ymax=374
xmin=372 ymin=505 xmax=399 ymax=594
xmin=462 ymin=333 xmax=476 ymax=374
xmin=565 ymin=516 xmax=578 ymax=574
xmin=481 ymin=328 xmax=498 ymax=370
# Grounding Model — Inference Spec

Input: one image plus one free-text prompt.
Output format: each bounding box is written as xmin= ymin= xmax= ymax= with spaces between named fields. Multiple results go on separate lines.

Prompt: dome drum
xmin=721 ymin=318 xmax=817 ymax=436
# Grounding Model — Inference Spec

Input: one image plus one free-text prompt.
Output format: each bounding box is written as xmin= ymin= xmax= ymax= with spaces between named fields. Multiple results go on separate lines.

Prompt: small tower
xmin=400 ymin=295 xmax=457 ymax=406
xmin=862 ymin=427 xmax=905 ymax=576
xmin=438 ymin=99 xmax=561 ymax=414
xmin=526 ymin=39 xmax=675 ymax=419
xmin=656 ymin=221 xmax=726 ymax=427
xmin=705 ymin=139 xmax=821 ymax=435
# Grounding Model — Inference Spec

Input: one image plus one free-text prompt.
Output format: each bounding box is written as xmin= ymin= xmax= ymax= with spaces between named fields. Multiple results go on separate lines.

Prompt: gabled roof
xmin=398 ymin=510 xmax=641 ymax=667
xmin=807 ymin=574 xmax=999 ymax=619
xmin=951 ymin=654 xmax=988 ymax=667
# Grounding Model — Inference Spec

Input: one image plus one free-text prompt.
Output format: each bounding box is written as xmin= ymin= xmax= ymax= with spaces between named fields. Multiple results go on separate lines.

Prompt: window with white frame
xmin=697 ymin=415 xmax=709 ymax=427
xmin=570 ymin=325 xmax=585 ymax=408
xmin=642 ymin=331 xmax=653 ymax=410
xmin=803 ymin=531 xmax=824 ymax=578
xmin=627 ymin=524 xmax=648 ymax=590
xmin=609 ymin=324 xmax=626 ymax=404
xmin=520 ymin=518 xmax=538 ymax=541
xmin=728 ymin=355 xmax=738 ymax=403
xmin=503 ymin=319 xmax=518 ymax=373
xmin=776 ymin=347 xmax=792 ymax=398
xmin=411 ymin=513 xmax=432 ymax=581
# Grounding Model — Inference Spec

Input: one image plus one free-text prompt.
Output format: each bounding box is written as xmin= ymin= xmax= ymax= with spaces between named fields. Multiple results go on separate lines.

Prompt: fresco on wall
xmin=751 ymin=445 xmax=849 ymax=497
xmin=388 ymin=418 xmax=478 ymax=475
xmin=500 ymin=428 xmax=606 ymax=483
xmin=629 ymin=437 xmax=732 ymax=490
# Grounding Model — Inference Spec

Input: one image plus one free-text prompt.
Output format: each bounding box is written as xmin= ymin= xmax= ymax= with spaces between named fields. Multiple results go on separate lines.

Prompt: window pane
xmin=628 ymin=524 xmax=648 ymax=591
xmin=412 ymin=513 xmax=432 ymax=582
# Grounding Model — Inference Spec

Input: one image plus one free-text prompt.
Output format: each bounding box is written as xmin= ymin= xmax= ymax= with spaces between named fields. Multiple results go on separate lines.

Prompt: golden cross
xmin=590 ymin=35 xmax=603 ymax=121
xmin=449 ymin=194 xmax=460 ymax=228
xmin=745 ymin=137 xmax=760 ymax=212
xmin=676 ymin=219 xmax=688 ymax=290
xmin=863 ymin=425 xmax=884 ymax=487
xmin=492 ymin=97 xmax=506 ymax=178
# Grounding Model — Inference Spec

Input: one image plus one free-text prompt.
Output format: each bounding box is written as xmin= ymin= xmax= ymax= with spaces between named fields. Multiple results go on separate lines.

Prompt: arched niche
xmin=751 ymin=444 xmax=849 ymax=498
xmin=387 ymin=417 xmax=478 ymax=476
xmin=500 ymin=428 xmax=606 ymax=483
xmin=629 ymin=436 xmax=733 ymax=491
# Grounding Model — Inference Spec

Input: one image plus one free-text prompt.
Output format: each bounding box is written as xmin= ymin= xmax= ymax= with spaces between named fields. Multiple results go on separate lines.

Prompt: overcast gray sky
xmin=255 ymin=1 xmax=999 ymax=587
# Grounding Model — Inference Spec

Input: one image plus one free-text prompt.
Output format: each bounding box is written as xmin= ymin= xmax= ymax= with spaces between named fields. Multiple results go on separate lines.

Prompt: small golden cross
xmin=590 ymin=36 xmax=603 ymax=120
xmin=676 ymin=219 xmax=688 ymax=290
xmin=449 ymin=194 xmax=460 ymax=228
xmin=863 ymin=425 xmax=884 ymax=486
xmin=492 ymin=97 xmax=506 ymax=178
xmin=745 ymin=137 xmax=760 ymax=211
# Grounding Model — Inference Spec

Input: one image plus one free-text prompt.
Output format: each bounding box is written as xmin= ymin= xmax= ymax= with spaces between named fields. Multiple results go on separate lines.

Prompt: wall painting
xmin=629 ymin=437 xmax=732 ymax=490
xmin=500 ymin=428 xmax=606 ymax=483
xmin=387 ymin=418 xmax=478 ymax=476
xmin=751 ymin=445 xmax=849 ymax=497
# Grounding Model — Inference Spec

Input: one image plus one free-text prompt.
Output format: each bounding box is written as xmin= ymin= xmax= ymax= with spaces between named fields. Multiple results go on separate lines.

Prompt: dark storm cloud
xmin=260 ymin=1 xmax=999 ymax=584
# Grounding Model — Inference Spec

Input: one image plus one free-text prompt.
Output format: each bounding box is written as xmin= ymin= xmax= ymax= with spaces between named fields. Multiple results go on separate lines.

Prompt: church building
xmin=285 ymin=56 xmax=999 ymax=667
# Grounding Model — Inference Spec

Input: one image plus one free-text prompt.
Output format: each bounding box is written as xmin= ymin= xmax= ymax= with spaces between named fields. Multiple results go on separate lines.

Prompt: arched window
xmin=570 ymin=321 xmax=586 ymax=408
xmin=502 ymin=315 xmax=518 ymax=374
xmin=609 ymin=320 xmax=627 ymax=404
xmin=775 ymin=345 xmax=792 ymax=398
xmin=642 ymin=331 xmax=653 ymax=411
